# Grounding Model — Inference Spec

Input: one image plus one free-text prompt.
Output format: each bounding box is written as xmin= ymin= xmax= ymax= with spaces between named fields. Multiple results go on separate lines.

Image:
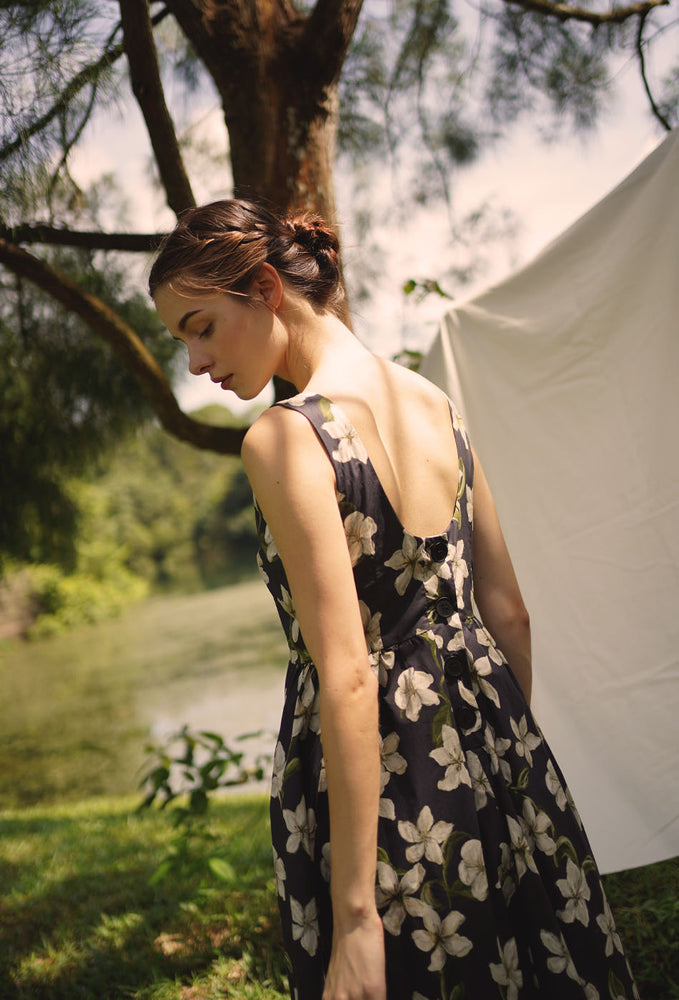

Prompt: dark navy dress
xmin=254 ymin=393 xmax=638 ymax=1000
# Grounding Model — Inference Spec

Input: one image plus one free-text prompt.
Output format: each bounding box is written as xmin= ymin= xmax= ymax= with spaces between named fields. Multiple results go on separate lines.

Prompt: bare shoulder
xmin=241 ymin=403 xmax=334 ymax=495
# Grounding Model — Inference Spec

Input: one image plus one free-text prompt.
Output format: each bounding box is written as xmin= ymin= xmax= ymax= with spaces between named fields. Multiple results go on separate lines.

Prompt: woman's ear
xmin=252 ymin=263 xmax=283 ymax=311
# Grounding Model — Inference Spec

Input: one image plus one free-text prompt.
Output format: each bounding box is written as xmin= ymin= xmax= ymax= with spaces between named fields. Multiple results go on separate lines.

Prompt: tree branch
xmin=0 ymin=224 xmax=163 ymax=252
xmin=635 ymin=10 xmax=673 ymax=129
xmin=0 ymin=239 xmax=246 ymax=455
xmin=500 ymin=0 xmax=669 ymax=26
xmin=119 ymin=0 xmax=197 ymax=216
xmin=302 ymin=0 xmax=365 ymax=86
xmin=0 ymin=8 xmax=171 ymax=164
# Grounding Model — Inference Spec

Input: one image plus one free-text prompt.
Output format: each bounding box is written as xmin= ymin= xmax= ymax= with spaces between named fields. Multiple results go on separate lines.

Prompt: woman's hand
xmin=323 ymin=910 xmax=386 ymax=1000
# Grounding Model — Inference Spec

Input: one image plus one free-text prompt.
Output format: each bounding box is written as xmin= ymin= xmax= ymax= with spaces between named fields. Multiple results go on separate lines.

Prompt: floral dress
xmin=254 ymin=393 xmax=639 ymax=1000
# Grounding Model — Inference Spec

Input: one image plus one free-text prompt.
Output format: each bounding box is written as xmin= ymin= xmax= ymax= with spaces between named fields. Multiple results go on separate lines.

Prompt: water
xmin=0 ymin=578 xmax=289 ymax=809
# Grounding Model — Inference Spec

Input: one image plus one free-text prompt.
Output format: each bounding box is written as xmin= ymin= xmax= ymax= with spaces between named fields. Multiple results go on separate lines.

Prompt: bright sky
xmin=72 ymin=40 xmax=668 ymax=416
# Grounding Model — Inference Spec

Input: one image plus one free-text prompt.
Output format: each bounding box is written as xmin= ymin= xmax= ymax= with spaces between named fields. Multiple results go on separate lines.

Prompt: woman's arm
xmin=242 ymin=407 xmax=386 ymax=1000
xmin=471 ymin=448 xmax=532 ymax=705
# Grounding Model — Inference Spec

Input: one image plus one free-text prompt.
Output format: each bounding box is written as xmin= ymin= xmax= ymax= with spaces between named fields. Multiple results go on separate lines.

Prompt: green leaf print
xmin=318 ymin=396 xmax=334 ymax=422
xmin=554 ymin=835 xmax=580 ymax=866
xmin=283 ymin=757 xmax=302 ymax=784
xmin=432 ymin=700 xmax=454 ymax=747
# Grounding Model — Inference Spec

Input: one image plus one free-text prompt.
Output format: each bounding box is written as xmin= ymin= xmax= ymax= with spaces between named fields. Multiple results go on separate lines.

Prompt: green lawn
xmin=0 ymin=793 xmax=677 ymax=999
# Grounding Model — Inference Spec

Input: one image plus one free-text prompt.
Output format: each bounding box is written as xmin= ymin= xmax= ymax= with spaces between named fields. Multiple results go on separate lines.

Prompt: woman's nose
xmin=188 ymin=346 xmax=211 ymax=377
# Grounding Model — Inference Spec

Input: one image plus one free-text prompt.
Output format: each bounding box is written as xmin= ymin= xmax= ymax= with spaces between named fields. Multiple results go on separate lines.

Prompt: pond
xmin=0 ymin=578 xmax=288 ymax=808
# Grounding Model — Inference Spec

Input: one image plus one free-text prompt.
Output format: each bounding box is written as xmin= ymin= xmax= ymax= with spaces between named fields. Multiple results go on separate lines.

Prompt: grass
xmin=0 ymin=795 xmax=677 ymax=1000
xmin=0 ymin=794 xmax=288 ymax=1000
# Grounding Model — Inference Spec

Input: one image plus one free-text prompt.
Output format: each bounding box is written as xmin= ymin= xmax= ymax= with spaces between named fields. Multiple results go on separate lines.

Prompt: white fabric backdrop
xmin=420 ymin=129 xmax=679 ymax=874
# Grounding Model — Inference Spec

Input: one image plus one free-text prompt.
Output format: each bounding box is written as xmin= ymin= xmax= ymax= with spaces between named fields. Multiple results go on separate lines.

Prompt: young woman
xmin=150 ymin=199 xmax=638 ymax=1000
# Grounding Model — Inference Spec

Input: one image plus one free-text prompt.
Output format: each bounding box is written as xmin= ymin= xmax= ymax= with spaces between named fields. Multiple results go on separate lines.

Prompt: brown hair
xmin=148 ymin=199 xmax=344 ymax=316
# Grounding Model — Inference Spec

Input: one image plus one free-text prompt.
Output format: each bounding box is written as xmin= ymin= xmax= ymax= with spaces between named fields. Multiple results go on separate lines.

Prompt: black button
xmin=444 ymin=654 xmax=466 ymax=680
xmin=457 ymin=705 xmax=477 ymax=730
xmin=436 ymin=597 xmax=455 ymax=619
xmin=428 ymin=539 xmax=448 ymax=563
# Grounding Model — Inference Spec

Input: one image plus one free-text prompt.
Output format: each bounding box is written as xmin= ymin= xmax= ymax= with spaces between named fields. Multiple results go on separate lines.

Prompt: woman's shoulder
xmin=241 ymin=396 xmax=331 ymax=482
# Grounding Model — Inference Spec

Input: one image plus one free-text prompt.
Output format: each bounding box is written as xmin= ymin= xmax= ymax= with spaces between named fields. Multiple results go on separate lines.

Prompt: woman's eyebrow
xmin=178 ymin=309 xmax=201 ymax=332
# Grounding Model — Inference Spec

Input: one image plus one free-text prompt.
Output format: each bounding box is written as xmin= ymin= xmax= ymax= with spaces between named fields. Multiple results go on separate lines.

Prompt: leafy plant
xmin=138 ymin=726 xmax=274 ymax=885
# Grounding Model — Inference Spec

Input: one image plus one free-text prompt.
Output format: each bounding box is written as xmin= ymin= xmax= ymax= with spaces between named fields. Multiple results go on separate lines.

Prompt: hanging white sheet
xmin=420 ymin=129 xmax=679 ymax=873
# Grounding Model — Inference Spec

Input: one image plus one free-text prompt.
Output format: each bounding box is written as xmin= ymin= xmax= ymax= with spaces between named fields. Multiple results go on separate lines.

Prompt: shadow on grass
xmin=0 ymin=799 xmax=287 ymax=1000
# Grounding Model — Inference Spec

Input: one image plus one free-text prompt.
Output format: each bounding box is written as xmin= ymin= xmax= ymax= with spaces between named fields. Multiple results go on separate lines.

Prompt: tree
xmin=0 ymin=0 xmax=676 ymax=464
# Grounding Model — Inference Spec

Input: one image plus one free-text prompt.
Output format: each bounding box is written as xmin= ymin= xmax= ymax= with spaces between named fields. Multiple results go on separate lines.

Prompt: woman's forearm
xmin=319 ymin=662 xmax=381 ymax=926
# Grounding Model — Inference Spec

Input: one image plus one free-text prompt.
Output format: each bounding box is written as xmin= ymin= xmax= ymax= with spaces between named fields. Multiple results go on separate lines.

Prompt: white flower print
xmin=369 ymin=648 xmax=395 ymax=686
xmin=458 ymin=839 xmax=488 ymax=900
xmin=539 ymin=929 xmax=579 ymax=980
xmin=320 ymin=841 xmax=331 ymax=882
xmin=467 ymin=751 xmax=493 ymax=810
xmin=596 ymin=895 xmax=623 ymax=956
xmin=398 ymin=805 xmax=453 ymax=864
xmin=465 ymin=483 xmax=474 ymax=525
xmin=271 ymin=741 xmax=286 ymax=799
xmin=291 ymin=672 xmax=320 ymax=739
xmin=510 ymin=714 xmax=541 ymax=766
xmin=290 ymin=896 xmax=319 ymax=956
xmin=484 ymin=723 xmax=512 ymax=782
xmin=395 ymin=667 xmax=440 ymax=722
xmin=322 ymin=408 xmax=369 ymax=463
xmin=385 ymin=533 xmax=427 ymax=595
xmin=450 ymin=538 xmax=469 ymax=601
xmin=272 ymin=846 xmax=286 ymax=899
xmin=445 ymin=624 xmax=465 ymax=654
xmin=411 ymin=904 xmax=472 ymax=971
xmin=360 ymin=601 xmax=383 ymax=653
xmin=429 ymin=724 xmax=472 ymax=791
xmin=506 ymin=815 xmax=539 ymax=880
xmin=583 ymin=984 xmax=600 ymax=1000
xmin=521 ymin=798 xmax=557 ymax=856
xmin=344 ymin=511 xmax=377 ymax=565
xmin=277 ymin=586 xmax=300 ymax=644
xmin=256 ymin=550 xmax=269 ymax=585
xmin=545 ymin=758 xmax=568 ymax=810
xmin=475 ymin=626 xmax=504 ymax=665
xmin=379 ymin=797 xmax=396 ymax=819
xmin=283 ymin=798 xmax=316 ymax=857
xmin=470 ymin=655 xmax=501 ymax=708
xmin=375 ymin=861 xmax=425 ymax=935
xmin=556 ymin=858 xmax=591 ymax=926
xmin=263 ymin=521 xmax=278 ymax=561
xmin=380 ymin=731 xmax=407 ymax=793
xmin=496 ymin=841 xmax=517 ymax=904
xmin=489 ymin=937 xmax=523 ymax=1000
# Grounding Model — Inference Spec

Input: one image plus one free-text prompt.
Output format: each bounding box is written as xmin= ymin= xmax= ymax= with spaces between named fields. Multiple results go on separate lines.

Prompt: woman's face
xmin=154 ymin=281 xmax=287 ymax=400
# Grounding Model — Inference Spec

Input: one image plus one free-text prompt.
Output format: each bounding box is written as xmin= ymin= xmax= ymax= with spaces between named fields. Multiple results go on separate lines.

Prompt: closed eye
xmin=198 ymin=322 xmax=213 ymax=339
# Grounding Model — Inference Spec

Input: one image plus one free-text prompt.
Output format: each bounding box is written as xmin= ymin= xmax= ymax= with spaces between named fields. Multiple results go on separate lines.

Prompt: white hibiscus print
xmin=290 ymin=896 xmax=319 ymax=956
xmin=291 ymin=672 xmax=320 ymax=739
xmin=539 ymin=929 xmax=579 ymax=980
xmin=344 ymin=511 xmax=377 ymax=565
xmin=283 ymin=798 xmax=316 ymax=857
xmin=369 ymin=648 xmax=395 ymax=686
xmin=490 ymin=937 xmax=523 ymax=1000
xmin=360 ymin=601 xmax=383 ymax=652
xmin=458 ymin=839 xmax=488 ymax=900
xmin=467 ymin=751 xmax=493 ymax=810
xmin=395 ymin=667 xmax=440 ymax=722
xmin=272 ymin=845 xmax=286 ymax=900
xmin=521 ymin=798 xmax=557 ymax=856
xmin=470 ymin=655 xmax=501 ymax=708
xmin=556 ymin=858 xmax=591 ymax=926
xmin=412 ymin=904 xmax=472 ymax=971
xmin=322 ymin=408 xmax=368 ymax=463
xmin=595 ymin=895 xmax=623 ymax=956
xmin=277 ymin=586 xmax=300 ymax=644
xmin=380 ymin=731 xmax=407 ymax=792
xmin=270 ymin=740 xmax=286 ymax=799
xmin=450 ymin=538 xmax=469 ymax=600
xmin=507 ymin=814 xmax=539 ymax=880
xmin=484 ymin=723 xmax=512 ymax=782
xmin=510 ymin=714 xmax=541 ymax=766
xmin=545 ymin=758 xmax=568 ymax=810
xmin=429 ymin=724 xmax=471 ymax=791
xmin=385 ymin=534 xmax=428 ymax=595
xmin=375 ymin=861 xmax=425 ymax=935
xmin=398 ymin=805 xmax=453 ymax=864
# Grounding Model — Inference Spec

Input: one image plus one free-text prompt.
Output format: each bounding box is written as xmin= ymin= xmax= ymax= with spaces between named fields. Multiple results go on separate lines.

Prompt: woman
xmin=150 ymin=199 xmax=638 ymax=1000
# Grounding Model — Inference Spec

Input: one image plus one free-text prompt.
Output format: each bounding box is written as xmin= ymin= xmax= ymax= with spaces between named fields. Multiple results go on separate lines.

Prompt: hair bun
xmin=287 ymin=215 xmax=339 ymax=261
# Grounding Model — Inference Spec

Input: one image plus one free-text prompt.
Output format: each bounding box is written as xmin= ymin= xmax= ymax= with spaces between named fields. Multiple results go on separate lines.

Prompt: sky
xmin=72 ymin=32 xmax=669 ymax=416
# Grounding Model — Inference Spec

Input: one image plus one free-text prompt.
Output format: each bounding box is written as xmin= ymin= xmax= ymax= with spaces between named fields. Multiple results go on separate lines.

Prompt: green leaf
xmin=208 ymin=857 xmax=237 ymax=882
